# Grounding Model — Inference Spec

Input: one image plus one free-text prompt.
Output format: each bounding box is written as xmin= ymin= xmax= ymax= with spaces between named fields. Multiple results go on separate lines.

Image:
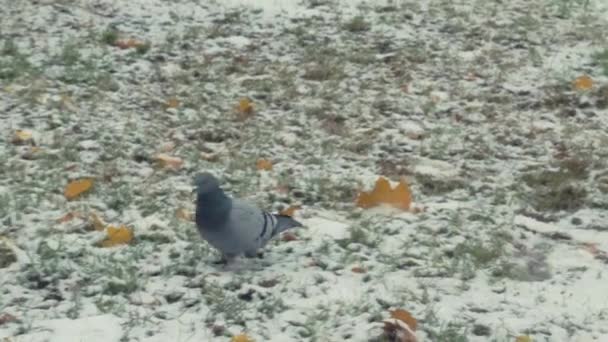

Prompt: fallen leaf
xmin=383 ymin=319 xmax=418 ymax=342
xmin=281 ymin=232 xmax=298 ymax=242
xmin=256 ymin=158 xmax=273 ymax=171
xmin=165 ymin=97 xmax=180 ymax=109
xmin=101 ymin=225 xmax=133 ymax=247
xmin=115 ymin=38 xmax=146 ymax=49
xmin=176 ymin=208 xmax=193 ymax=221
xmin=159 ymin=141 xmax=175 ymax=153
xmin=90 ymin=212 xmax=106 ymax=231
xmin=11 ymin=130 xmax=33 ymax=144
xmin=258 ymin=278 xmax=280 ymax=288
xmin=573 ymin=75 xmax=593 ymax=90
xmin=0 ymin=313 xmax=17 ymax=326
xmin=280 ymin=205 xmax=299 ymax=217
xmin=155 ymin=153 xmax=183 ymax=170
xmin=231 ymin=334 xmax=254 ymax=342
xmin=390 ymin=309 xmax=417 ymax=331
xmin=351 ymin=266 xmax=366 ymax=273
xmin=238 ymin=98 xmax=254 ymax=114
xmin=356 ymin=177 xmax=412 ymax=210
xmin=200 ymin=152 xmax=220 ymax=162
xmin=64 ymin=178 xmax=94 ymax=200
xmin=57 ymin=212 xmax=79 ymax=223
xmin=515 ymin=336 xmax=532 ymax=342
xmin=60 ymin=94 xmax=79 ymax=112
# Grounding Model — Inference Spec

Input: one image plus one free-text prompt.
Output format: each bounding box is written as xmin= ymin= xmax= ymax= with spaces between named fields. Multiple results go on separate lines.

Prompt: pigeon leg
xmin=213 ymin=253 xmax=236 ymax=264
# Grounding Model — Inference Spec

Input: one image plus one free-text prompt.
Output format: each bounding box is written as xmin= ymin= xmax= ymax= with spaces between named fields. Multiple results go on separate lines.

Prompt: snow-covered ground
xmin=1 ymin=0 xmax=608 ymax=341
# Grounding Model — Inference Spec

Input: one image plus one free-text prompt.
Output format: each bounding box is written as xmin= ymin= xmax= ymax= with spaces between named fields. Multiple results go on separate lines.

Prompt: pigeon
xmin=194 ymin=172 xmax=302 ymax=262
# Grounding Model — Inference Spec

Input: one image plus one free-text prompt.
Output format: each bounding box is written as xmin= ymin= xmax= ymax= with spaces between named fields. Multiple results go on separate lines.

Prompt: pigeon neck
xmin=196 ymin=188 xmax=231 ymax=228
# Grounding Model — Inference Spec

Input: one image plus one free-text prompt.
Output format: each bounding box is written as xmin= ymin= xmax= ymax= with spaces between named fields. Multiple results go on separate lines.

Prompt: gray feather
xmin=194 ymin=173 xmax=302 ymax=258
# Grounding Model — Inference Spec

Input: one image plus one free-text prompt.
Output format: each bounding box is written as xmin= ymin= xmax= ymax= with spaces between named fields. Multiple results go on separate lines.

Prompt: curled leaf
xmin=390 ymin=309 xmax=417 ymax=331
xmin=383 ymin=319 xmax=417 ymax=342
xmin=101 ymin=225 xmax=133 ymax=247
xmin=64 ymin=178 xmax=94 ymax=200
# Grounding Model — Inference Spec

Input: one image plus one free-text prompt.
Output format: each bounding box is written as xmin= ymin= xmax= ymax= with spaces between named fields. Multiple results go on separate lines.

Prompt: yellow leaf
xmin=12 ymin=130 xmax=33 ymax=144
xmin=231 ymin=334 xmax=254 ymax=342
xmin=90 ymin=212 xmax=106 ymax=231
xmin=390 ymin=309 xmax=418 ymax=331
xmin=155 ymin=153 xmax=183 ymax=170
xmin=256 ymin=158 xmax=273 ymax=171
xmin=101 ymin=225 xmax=133 ymax=247
xmin=573 ymin=75 xmax=593 ymax=90
xmin=515 ymin=336 xmax=532 ymax=342
xmin=356 ymin=177 xmax=412 ymax=210
xmin=238 ymin=98 xmax=254 ymax=114
xmin=176 ymin=208 xmax=193 ymax=221
xmin=64 ymin=178 xmax=94 ymax=200
xmin=279 ymin=205 xmax=299 ymax=217
xmin=165 ymin=97 xmax=180 ymax=109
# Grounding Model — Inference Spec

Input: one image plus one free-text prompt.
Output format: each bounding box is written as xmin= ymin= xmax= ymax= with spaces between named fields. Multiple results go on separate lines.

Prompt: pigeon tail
xmin=272 ymin=214 xmax=303 ymax=235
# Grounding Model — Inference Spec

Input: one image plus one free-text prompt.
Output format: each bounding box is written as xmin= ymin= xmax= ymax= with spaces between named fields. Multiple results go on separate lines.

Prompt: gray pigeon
xmin=194 ymin=172 xmax=302 ymax=262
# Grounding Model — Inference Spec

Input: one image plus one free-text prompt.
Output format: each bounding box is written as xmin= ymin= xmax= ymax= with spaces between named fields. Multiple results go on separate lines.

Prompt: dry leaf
xmin=101 ymin=225 xmax=133 ymax=247
xmin=165 ymin=97 xmax=180 ymax=109
xmin=236 ymin=98 xmax=254 ymax=121
xmin=356 ymin=177 xmax=412 ymax=210
xmin=351 ymin=266 xmax=366 ymax=273
xmin=280 ymin=205 xmax=299 ymax=217
xmin=155 ymin=153 xmax=183 ymax=170
xmin=573 ymin=75 xmax=593 ymax=90
xmin=383 ymin=319 xmax=418 ymax=342
xmin=11 ymin=130 xmax=33 ymax=144
xmin=115 ymin=38 xmax=146 ymax=49
xmin=159 ymin=141 xmax=175 ymax=153
xmin=231 ymin=334 xmax=254 ymax=342
xmin=238 ymin=98 xmax=254 ymax=114
xmin=258 ymin=278 xmax=280 ymax=288
xmin=390 ymin=309 xmax=417 ymax=331
xmin=0 ymin=313 xmax=17 ymax=325
xmin=515 ymin=336 xmax=532 ymax=342
xmin=56 ymin=212 xmax=79 ymax=223
xmin=90 ymin=212 xmax=106 ymax=231
xmin=256 ymin=158 xmax=273 ymax=171
xmin=64 ymin=178 xmax=94 ymax=200
xmin=176 ymin=208 xmax=193 ymax=221
xmin=281 ymin=231 xmax=298 ymax=242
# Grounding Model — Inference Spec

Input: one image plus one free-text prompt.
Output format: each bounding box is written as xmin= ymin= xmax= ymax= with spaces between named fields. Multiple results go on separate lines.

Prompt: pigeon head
xmin=194 ymin=172 xmax=231 ymax=228
xmin=194 ymin=172 xmax=221 ymax=195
